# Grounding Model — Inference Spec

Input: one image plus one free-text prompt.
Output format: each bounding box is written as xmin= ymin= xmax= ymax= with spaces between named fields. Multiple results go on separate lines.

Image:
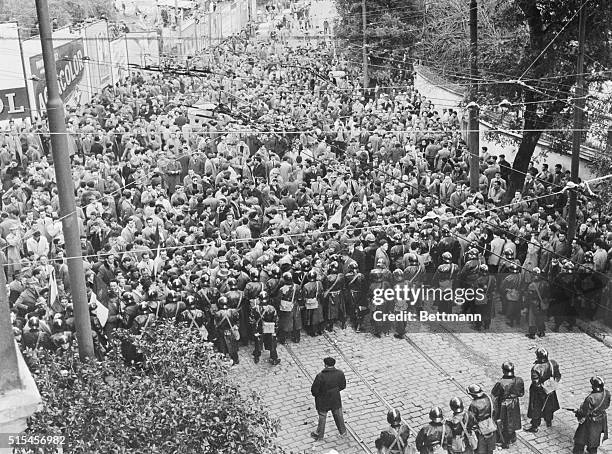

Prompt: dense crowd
xmin=3 ymin=33 xmax=611 ymax=371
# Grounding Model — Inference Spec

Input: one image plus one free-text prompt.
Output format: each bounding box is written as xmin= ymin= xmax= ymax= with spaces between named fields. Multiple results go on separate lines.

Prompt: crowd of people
xmin=2 ymin=15 xmax=611 ymax=454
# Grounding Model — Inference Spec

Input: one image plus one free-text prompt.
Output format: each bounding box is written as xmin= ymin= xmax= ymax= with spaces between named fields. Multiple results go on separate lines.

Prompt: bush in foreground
xmin=24 ymin=321 xmax=285 ymax=454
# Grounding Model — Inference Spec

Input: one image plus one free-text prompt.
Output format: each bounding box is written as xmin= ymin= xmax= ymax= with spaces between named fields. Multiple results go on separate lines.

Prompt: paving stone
xmin=229 ymin=317 xmax=612 ymax=454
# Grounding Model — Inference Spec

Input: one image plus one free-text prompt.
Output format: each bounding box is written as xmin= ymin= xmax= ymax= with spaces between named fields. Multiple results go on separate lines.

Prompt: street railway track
xmin=405 ymin=323 xmax=547 ymax=454
xmin=282 ymin=342 xmax=375 ymax=454
xmin=283 ymin=325 xmax=546 ymax=454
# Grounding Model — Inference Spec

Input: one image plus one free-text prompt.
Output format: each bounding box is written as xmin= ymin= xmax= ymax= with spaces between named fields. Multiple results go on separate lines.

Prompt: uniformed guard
xmin=473 ymin=264 xmax=495 ymax=331
xmin=403 ymin=253 xmax=424 ymax=314
xmin=526 ymin=348 xmax=561 ymax=432
xmin=392 ymin=268 xmax=408 ymax=339
xmin=224 ymin=277 xmax=248 ymax=346
xmin=432 ymin=251 xmax=459 ymax=314
xmin=345 ymin=261 xmax=366 ymax=331
xmin=390 ymin=234 xmax=407 ymax=271
xmin=21 ymin=316 xmax=51 ymax=351
xmin=573 ymin=376 xmax=611 ymax=454
xmin=415 ymin=407 xmax=451 ymax=453
xmin=491 ymin=362 xmax=525 ymax=448
xmin=446 ymin=397 xmax=475 ymax=454
xmin=266 ymin=265 xmax=283 ymax=309
xmin=214 ymin=296 xmax=240 ymax=365
xmin=277 ymin=271 xmax=302 ymax=344
xmin=370 ymin=258 xmax=392 ymax=338
xmin=499 ymin=263 xmax=523 ymax=327
xmin=525 ymin=267 xmax=550 ymax=339
xmin=458 ymin=248 xmax=481 ymax=315
xmin=323 ymin=261 xmax=346 ymax=331
xmin=303 ymin=270 xmax=324 ymax=336
xmin=438 ymin=225 xmax=462 ymax=265
xmin=466 ymin=384 xmax=498 ymax=454
xmin=374 ymin=408 xmax=411 ymax=454
xmin=163 ymin=278 xmax=186 ymax=320
xmin=577 ymin=253 xmax=603 ymax=321
xmin=550 ymin=261 xmax=578 ymax=332
xmin=249 ymin=291 xmax=281 ymax=365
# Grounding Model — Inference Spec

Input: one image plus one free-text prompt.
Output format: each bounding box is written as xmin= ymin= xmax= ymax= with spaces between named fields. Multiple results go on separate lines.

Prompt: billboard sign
xmin=29 ymin=39 xmax=86 ymax=111
xmin=0 ymin=23 xmax=29 ymax=121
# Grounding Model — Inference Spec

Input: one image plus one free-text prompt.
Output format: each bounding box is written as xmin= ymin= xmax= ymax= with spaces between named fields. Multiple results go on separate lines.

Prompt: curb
xmin=576 ymin=319 xmax=612 ymax=349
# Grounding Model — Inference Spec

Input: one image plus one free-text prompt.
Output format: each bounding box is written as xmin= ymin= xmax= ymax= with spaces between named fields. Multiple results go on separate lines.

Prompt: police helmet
xmin=329 ymin=261 xmax=340 ymax=273
xmin=449 ymin=397 xmax=464 ymax=414
xmin=308 ymin=270 xmax=318 ymax=281
xmin=28 ymin=316 xmax=40 ymax=330
xmin=270 ymin=266 xmax=281 ymax=279
xmin=535 ymin=347 xmax=548 ymax=361
xmin=387 ymin=408 xmax=402 ymax=425
xmin=441 ymin=251 xmax=453 ymax=263
xmin=282 ymin=271 xmax=293 ymax=283
xmin=227 ymin=277 xmax=238 ymax=290
xmin=466 ymin=384 xmax=484 ymax=397
xmin=429 ymin=406 xmax=444 ymax=423
xmin=218 ymin=296 xmax=229 ymax=307
xmin=591 ymin=376 xmax=605 ymax=392
xmin=502 ymin=361 xmax=515 ymax=378
xmin=171 ymin=278 xmax=182 ymax=290
xmin=407 ymin=253 xmax=419 ymax=265
xmin=249 ymin=268 xmax=260 ymax=280
xmin=584 ymin=251 xmax=594 ymax=263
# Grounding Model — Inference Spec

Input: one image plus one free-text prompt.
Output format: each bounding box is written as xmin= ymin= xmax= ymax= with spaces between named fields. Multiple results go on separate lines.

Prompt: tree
xmin=0 ymin=0 xmax=117 ymax=37
xmin=418 ymin=0 xmax=612 ymax=191
xmin=334 ymin=0 xmax=422 ymax=85
xmin=24 ymin=321 xmax=286 ymax=454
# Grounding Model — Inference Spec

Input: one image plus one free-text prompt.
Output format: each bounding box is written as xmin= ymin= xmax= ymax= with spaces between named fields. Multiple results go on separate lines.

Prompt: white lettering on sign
xmin=0 ymin=92 xmax=26 ymax=116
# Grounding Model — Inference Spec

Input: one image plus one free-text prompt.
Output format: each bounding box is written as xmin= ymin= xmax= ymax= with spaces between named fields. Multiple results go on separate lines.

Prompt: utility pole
xmin=34 ymin=0 xmax=94 ymax=361
xmin=175 ymin=0 xmax=183 ymax=60
xmin=468 ymin=0 xmax=480 ymax=193
xmin=567 ymin=3 xmax=587 ymax=239
xmin=362 ymin=0 xmax=368 ymax=94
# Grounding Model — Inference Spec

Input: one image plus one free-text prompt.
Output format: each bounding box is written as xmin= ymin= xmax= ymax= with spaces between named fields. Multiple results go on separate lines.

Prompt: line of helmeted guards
xmin=13 ymin=237 xmax=603 ymax=365
xmin=375 ymin=349 xmax=610 ymax=454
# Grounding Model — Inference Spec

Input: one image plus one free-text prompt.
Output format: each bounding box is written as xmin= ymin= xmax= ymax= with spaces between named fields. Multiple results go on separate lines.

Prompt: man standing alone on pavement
xmin=311 ymin=357 xmax=347 ymax=440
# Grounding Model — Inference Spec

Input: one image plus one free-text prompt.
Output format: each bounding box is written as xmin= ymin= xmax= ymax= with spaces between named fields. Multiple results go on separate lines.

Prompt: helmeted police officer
xmin=526 ymin=348 xmax=561 ymax=432
xmin=415 ymin=406 xmax=451 ymax=453
xmin=375 ymin=408 xmax=411 ymax=454
xmin=572 ymin=376 xmax=611 ymax=454
xmin=491 ymin=362 xmax=524 ymax=448
xmin=249 ymin=291 xmax=281 ymax=365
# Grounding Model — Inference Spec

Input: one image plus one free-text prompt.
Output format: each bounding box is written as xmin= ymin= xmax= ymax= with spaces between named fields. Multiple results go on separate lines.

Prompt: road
xmin=230 ymin=314 xmax=612 ymax=454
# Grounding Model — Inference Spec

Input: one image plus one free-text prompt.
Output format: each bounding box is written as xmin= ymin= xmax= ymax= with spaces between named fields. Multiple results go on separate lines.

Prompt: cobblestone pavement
xmin=230 ymin=316 xmax=612 ymax=454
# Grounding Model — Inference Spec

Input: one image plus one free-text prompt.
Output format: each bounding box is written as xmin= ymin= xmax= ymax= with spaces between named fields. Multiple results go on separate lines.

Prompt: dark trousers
xmin=530 ymin=416 xmax=552 ymax=428
xmin=573 ymin=444 xmax=598 ymax=454
xmin=476 ymin=433 xmax=496 ymax=454
xmin=253 ymin=334 xmax=278 ymax=361
xmin=315 ymin=407 xmax=346 ymax=438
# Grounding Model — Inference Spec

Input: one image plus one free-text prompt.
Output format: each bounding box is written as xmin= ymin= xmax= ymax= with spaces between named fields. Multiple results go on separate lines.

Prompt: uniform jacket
xmin=574 ymin=389 xmax=611 ymax=448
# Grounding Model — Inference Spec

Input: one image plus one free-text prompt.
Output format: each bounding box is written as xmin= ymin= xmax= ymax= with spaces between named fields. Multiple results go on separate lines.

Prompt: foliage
xmin=0 ymin=0 xmax=117 ymax=37
xmin=334 ymin=0 xmax=422 ymax=83
xmin=24 ymin=321 xmax=285 ymax=454
xmin=418 ymin=0 xmax=612 ymax=188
